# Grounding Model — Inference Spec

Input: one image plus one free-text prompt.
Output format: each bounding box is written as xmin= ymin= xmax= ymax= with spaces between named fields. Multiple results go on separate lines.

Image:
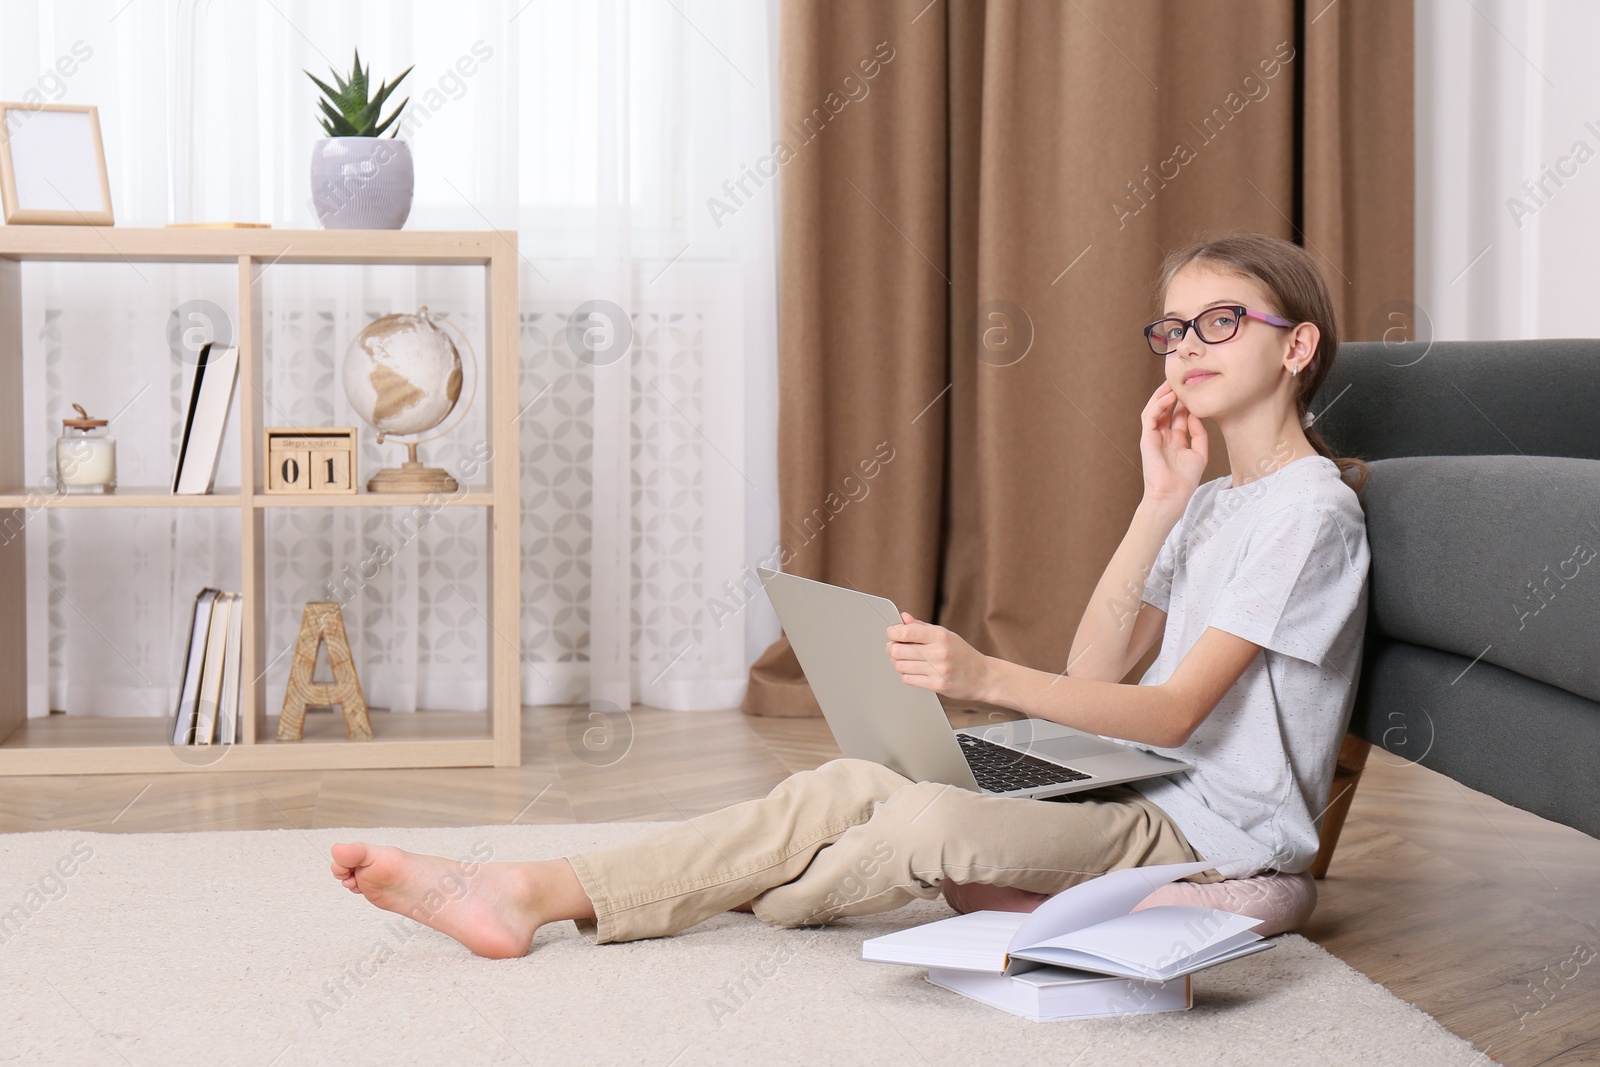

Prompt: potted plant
xmin=306 ymin=49 xmax=414 ymax=229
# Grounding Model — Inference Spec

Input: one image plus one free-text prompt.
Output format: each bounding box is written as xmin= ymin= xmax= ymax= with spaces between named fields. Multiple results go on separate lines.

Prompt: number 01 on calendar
xmin=264 ymin=428 xmax=358 ymax=494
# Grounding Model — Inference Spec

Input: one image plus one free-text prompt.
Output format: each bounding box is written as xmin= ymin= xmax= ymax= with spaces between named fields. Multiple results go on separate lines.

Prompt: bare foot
xmin=330 ymin=842 xmax=570 ymax=959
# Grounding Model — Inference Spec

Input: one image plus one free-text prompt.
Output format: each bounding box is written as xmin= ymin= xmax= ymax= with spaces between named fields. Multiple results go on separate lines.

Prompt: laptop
xmin=756 ymin=567 xmax=1192 ymax=800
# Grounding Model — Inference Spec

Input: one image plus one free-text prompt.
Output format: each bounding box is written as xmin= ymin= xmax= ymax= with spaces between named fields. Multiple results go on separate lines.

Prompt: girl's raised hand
xmin=1139 ymin=380 xmax=1208 ymax=514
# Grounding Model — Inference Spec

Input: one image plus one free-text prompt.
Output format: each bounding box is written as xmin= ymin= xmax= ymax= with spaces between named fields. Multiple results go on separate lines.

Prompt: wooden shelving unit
xmin=0 ymin=227 xmax=521 ymax=775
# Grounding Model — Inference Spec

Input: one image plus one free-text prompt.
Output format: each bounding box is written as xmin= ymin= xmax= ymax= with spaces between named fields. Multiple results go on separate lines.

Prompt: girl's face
xmin=1159 ymin=262 xmax=1309 ymax=420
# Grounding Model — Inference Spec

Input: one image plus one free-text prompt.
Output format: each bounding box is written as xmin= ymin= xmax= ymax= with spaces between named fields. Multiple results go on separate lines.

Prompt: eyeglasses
xmin=1143 ymin=305 xmax=1295 ymax=355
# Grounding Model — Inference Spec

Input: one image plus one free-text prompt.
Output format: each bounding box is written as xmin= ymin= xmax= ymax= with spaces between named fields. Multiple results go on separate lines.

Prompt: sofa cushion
xmin=1361 ymin=454 xmax=1600 ymax=704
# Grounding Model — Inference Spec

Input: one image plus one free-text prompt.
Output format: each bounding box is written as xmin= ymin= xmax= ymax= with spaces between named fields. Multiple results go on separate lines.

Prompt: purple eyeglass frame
xmin=1143 ymin=305 xmax=1295 ymax=355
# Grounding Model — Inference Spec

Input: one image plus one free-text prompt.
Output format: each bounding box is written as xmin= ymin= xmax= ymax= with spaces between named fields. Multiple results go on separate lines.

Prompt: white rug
xmin=0 ymin=823 xmax=1487 ymax=1066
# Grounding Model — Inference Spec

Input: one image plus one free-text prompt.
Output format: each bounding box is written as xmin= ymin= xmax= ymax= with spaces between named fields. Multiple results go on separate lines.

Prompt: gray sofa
xmin=1309 ymin=337 xmax=1600 ymax=874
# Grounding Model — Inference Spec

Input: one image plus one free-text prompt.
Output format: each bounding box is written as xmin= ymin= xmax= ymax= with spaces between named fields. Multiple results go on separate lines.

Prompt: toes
xmin=330 ymin=841 xmax=370 ymax=870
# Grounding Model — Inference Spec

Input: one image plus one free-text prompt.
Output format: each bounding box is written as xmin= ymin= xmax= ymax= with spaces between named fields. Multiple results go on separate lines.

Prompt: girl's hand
xmin=887 ymin=611 xmax=991 ymax=703
xmin=1139 ymin=380 xmax=1208 ymax=514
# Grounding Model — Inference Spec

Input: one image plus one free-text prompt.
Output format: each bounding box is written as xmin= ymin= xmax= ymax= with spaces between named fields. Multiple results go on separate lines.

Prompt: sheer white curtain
xmin=2 ymin=0 xmax=780 ymax=718
xmin=1415 ymin=0 xmax=1600 ymax=341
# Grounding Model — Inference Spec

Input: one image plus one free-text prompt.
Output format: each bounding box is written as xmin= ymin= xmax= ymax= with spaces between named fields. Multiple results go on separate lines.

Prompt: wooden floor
xmin=2 ymin=703 xmax=1596 ymax=1067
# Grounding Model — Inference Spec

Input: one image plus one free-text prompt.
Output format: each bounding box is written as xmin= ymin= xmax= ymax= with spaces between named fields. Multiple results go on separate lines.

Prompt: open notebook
xmin=862 ymin=860 xmax=1274 ymax=982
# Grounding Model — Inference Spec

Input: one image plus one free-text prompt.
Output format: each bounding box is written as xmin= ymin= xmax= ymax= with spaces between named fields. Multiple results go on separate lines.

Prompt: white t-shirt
xmin=1115 ymin=454 xmax=1371 ymax=879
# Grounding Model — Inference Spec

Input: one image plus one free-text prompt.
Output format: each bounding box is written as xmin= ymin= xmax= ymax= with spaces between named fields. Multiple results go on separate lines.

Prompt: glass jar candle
xmin=56 ymin=403 xmax=116 ymax=493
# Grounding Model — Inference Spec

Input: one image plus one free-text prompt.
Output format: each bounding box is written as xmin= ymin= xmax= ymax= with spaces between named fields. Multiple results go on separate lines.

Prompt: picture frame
xmin=0 ymin=102 xmax=114 ymax=225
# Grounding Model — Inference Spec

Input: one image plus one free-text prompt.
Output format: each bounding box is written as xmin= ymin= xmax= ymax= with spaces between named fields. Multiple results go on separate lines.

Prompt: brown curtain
xmin=743 ymin=0 xmax=1413 ymax=718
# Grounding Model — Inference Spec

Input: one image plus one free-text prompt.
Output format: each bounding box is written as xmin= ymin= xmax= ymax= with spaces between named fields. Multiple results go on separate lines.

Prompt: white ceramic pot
xmin=310 ymin=137 xmax=414 ymax=229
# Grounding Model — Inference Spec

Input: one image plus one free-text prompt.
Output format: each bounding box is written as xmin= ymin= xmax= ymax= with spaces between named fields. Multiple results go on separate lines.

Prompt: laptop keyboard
xmin=957 ymin=732 xmax=1094 ymax=794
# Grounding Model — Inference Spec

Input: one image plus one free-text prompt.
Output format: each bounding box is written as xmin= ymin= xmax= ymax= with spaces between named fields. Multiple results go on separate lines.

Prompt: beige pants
xmin=565 ymin=757 xmax=1226 ymax=944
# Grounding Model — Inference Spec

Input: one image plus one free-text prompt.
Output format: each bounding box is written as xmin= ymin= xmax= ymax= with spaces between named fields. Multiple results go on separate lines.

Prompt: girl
xmin=329 ymin=232 xmax=1372 ymax=959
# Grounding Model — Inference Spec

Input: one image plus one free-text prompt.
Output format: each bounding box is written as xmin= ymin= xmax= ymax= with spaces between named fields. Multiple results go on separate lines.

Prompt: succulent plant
xmin=306 ymin=48 xmax=413 ymax=138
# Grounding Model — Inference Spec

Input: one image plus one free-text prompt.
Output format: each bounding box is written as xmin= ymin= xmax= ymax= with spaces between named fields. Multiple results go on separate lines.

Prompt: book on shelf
xmin=862 ymin=860 xmax=1273 ymax=1008
xmin=191 ymin=591 xmax=230 ymax=745
xmin=173 ymin=340 xmax=240 ymax=495
xmin=172 ymin=588 xmax=242 ymax=746
xmin=217 ymin=593 xmax=243 ymax=745
xmin=924 ymin=964 xmax=1192 ymax=1021
xmin=172 ymin=588 xmax=219 ymax=745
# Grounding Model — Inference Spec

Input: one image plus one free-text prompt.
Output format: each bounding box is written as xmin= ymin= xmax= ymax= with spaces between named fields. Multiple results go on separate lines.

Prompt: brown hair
xmin=1153 ymin=231 xmax=1370 ymax=497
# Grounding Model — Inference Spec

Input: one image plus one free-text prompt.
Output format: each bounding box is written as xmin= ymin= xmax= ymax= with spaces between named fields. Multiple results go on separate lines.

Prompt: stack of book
xmin=861 ymin=860 xmax=1274 ymax=1021
xmin=171 ymin=588 xmax=244 ymax=746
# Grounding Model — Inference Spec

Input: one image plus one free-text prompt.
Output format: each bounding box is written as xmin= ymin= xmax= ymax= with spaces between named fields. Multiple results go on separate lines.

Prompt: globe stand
xmin=367 ymin=440 xmax=458 ymax=494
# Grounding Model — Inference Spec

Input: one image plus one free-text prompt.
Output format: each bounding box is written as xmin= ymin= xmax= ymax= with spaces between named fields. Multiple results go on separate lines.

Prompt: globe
xmin=341 ymin=307 xmax=468 ymax=493
xmin=342 ymin=309 xmax=462 ymax=438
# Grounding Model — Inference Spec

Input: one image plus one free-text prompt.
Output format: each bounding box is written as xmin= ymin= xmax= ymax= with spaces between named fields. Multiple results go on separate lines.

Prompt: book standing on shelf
xmin=172 ymin=589 xmax=218 ymax=745
xmin=191 ymin=591 xmax=230 ymax=745
xmin=173 ymin=340 xmax=240 ymax=495
xmin=861 ymin=860 xmax=1274 ymax=1021
xmin=217 ymin=594 xmax=243 ymax=745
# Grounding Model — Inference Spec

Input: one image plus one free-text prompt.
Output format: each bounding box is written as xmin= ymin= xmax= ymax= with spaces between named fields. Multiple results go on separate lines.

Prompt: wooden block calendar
xmin=264 ymin=427 xmax=357 ymax=494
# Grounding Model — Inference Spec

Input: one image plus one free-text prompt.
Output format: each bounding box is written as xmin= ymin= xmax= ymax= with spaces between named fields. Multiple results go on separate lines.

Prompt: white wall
xmin=1416 ymin=0 xmax=1600 ymax=342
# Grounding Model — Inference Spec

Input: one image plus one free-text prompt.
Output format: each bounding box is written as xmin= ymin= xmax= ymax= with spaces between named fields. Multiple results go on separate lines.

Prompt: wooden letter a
xmin=277 ymin=601 xmax=373 ymax=741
